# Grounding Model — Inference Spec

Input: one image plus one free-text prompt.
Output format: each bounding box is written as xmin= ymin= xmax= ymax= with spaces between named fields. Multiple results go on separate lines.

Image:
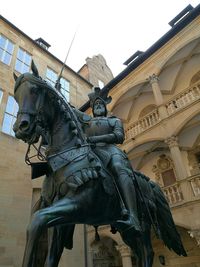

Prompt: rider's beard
xmin=93 ymin=106 xmax=106 ymax=117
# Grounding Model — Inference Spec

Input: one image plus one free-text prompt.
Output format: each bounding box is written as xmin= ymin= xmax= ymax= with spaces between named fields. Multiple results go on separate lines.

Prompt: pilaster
xmin=116 ymin=244 xmax=132 ymax=267
xmin=147 ymin=74 xmax=168 ymax=119
xmin=147 ymin=74 xmax=163 ymax=105
xmin=165 ymin=136 xmax=188 ymax=180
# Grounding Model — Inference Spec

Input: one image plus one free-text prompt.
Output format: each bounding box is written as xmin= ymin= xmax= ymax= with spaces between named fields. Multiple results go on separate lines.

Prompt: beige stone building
xmin=81 ymin=4 xmax=200 ymax=267
xmin=0 ymin=15 xmax=94 ymax=267
xmin=78 ymin=54 xmax=114 ymax=88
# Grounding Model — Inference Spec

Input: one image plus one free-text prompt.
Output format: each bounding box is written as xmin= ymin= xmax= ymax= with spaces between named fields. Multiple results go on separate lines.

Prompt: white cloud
xmin=1 ymin=0 xmax=200 ymax=75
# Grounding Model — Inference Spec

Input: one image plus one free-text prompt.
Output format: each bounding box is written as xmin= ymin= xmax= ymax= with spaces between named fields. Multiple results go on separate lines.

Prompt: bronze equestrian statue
xmin=83 ymin=87 xmax=141 ymax=234
xmin=13 ymin=61 xmax=186 ymax=267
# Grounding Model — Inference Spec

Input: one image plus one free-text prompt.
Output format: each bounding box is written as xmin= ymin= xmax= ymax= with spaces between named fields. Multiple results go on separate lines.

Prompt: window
xmin=161 ymin=169 xmax=176 ymax=187
xmin=46 ymin=68 xmax=57 ymax=86
xmin=2 ymin=95 xmax=18 ymax=136
xmin=60 ymin=77 xmax=70 ymax=101
xmin=15 ymin=48 xmax=31 ymax=74
xmin=98 ymin=80 xmax=104 ymax=89
xmin=0 ymin=89 xmax=3 ymax=104
xmin=0 ymin=34 xmax=14 ymax=65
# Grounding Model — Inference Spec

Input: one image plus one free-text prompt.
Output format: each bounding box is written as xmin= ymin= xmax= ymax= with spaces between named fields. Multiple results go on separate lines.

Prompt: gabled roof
xmin=0 ymin=15 xmax=93 ymax=87
xmin=80 ymin=3 xmax=200 ymax=111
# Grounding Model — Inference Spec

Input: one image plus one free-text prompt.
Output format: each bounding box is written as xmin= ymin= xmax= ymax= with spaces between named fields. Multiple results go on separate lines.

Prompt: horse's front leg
xmin=22 ymin=211 xmax=48 ymax=267
xmin=22 ymin=198 xmax=78 ymax=267
xmin=47 ymin=224 xmax=75 ymax=267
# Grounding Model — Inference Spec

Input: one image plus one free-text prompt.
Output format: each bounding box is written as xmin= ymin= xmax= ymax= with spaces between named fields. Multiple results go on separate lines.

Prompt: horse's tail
xmin=150 ymin=181 xmax=187 ymax=257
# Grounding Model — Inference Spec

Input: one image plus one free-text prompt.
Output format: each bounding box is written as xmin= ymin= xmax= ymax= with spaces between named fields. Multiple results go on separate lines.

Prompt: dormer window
xmin=35 ymin=38 xmax=51 ymax=50
xmin=98 ymin=80 xmax=104 ymax=89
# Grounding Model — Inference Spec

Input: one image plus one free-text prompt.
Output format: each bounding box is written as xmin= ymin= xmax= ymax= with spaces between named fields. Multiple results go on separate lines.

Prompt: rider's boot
xmin=115 ymin=172 xmax=141 ymax=236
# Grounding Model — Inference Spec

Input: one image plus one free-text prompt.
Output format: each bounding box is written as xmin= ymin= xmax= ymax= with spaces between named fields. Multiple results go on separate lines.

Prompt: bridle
xmin=15 ymin=75 xmax=46 ymax=120
xmin=15 ymin=74 xmax=49 ymax=164
xmin=14 ymin=73 xmax=88 ymax=165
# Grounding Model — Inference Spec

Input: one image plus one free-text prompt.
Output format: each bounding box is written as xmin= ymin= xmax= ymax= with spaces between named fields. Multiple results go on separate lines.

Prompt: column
xmin=165 ymin=136 xmax=188 ymax=180
xmin=116 ymin=244 xmax=133 ymax=267
xmin=188 ymin=229 xmax=200 ymax=246
xmin=147 ymin=74 xmax=168 ymax=119
xmin=88 ymin=249 xmax=94 ymax=267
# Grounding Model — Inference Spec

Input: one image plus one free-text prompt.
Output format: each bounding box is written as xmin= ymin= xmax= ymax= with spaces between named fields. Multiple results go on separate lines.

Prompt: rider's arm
xmin=88 ymin=118 xmax=125 ymax=144
xmin=88 ymin=133 xmax=116 ymax=144
xmin=74 ymin=109 xmax=92 ymax=122
xmin=113 ymin=118 xmax=125 ymax=144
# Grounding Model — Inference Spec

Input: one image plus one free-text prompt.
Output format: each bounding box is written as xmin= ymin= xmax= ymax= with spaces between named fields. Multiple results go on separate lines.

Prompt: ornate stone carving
xmin=152 ymin=154 xmax=177 ymax=187
xmin=147 ymin=74 xmax=159 ymax=84
xmin=157 ymin=154 xmax=171 ymax=170
xmin=165 ymin=136 xmax=179 ymax=148
xmin=188 ymin=229 xmax=200 ymax=246
xmin=187 ymin=146 xmax=200 ymax=175
xmin=116 ymin=244 xmax=132 ymax=257
xmin=152 ymin=164 xmax=163 ymax=186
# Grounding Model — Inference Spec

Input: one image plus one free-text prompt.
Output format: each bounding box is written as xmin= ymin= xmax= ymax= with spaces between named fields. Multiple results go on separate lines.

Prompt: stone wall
xmin=79 ymin=54 xmax=114 ymax=87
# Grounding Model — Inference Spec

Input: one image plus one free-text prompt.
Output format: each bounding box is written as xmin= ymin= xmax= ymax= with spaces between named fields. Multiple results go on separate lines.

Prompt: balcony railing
xmin=163 ymin=183 xmax=184 ymax=205
xmin=166 ymin=81 xmax=200 ymax=115
xmin=162 ymin=174 xmax=200 ymax=206
xmin=125 ymin=81 xmax=200 ymax=141
xmin=189 ymin=175 xmax=200 ymax=196
xmin=125 ymin=109 xmax=160 ymax=140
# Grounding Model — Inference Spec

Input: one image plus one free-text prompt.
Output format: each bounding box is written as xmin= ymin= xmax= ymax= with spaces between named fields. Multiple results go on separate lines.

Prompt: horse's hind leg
xmin=120 ymin=230 xmax=145 ymax=267
xmin=143 ymin=229 xmax=154 ymax=267
xmin=131 ymin=238 xmax=145 ymax=267
xmin=22 ymin=198 xmax=78 ymax=267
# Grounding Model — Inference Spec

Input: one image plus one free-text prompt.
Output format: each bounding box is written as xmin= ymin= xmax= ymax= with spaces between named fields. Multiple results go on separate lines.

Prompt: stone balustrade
xmin=166 ymin=81 xmax=200 ymax=115
xmin=125 ymin=81 xmax=200 ymax=141
xmin=163 ymin=183 xmax=184 ymax=205
xmin=125 ymin=109 xmax=159 ymax=140
xmin=189 ymin=175 xmax=200 ymax=196
xmin=162 ymin=174 xmax=200 ymax=206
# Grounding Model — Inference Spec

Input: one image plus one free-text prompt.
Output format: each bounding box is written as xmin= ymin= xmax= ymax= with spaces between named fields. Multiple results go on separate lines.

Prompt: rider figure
xmin=84 ymin=87 xmax=141 ymax=235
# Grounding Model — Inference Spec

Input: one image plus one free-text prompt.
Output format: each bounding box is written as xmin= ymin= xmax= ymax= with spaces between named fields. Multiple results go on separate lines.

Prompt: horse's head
xmin=13 ymin=61 xmax=48 ymax=144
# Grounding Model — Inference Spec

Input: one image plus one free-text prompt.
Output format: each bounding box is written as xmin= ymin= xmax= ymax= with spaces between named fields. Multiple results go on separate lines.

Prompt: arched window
xmin=138 ymin=104 xmax=157 ymax=119
xmin=91 ymin=236 xmax=122 ymax=267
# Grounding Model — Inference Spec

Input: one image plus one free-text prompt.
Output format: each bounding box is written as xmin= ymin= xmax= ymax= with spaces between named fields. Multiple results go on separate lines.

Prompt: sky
xmin=1 ymin=0 xmax=200 ymax=76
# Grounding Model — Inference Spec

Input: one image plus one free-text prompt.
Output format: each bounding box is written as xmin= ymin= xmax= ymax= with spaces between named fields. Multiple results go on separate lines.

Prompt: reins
xmin=15 ymin=73 xmax=88 ymax=165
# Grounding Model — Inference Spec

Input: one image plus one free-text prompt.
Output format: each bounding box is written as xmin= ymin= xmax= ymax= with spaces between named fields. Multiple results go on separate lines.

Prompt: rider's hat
xmin=88 ymin=87 xmax=112 ymax=109
xmin=88 ymin=87 xmax=112 ymax=116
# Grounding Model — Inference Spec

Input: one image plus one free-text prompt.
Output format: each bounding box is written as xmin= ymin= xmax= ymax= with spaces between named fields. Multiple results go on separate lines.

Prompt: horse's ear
xmin=13 ymin=72 xmax=19 ymax=81
xmin=31 ymin=60 xmax=39 ymax=77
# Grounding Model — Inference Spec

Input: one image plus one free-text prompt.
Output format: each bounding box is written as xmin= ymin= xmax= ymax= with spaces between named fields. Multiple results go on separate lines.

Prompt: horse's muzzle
xmin=13 ymin=116 xmax=38 ymax=144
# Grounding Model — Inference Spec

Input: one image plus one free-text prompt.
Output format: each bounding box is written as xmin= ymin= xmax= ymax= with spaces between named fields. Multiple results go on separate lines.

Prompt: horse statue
xmin=13 ymin=61 xmax=187 ymax=267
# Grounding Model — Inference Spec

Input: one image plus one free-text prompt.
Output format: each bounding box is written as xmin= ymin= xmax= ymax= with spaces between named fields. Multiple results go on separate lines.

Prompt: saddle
xmin=36 ymin=145 xmax=116 ymax=205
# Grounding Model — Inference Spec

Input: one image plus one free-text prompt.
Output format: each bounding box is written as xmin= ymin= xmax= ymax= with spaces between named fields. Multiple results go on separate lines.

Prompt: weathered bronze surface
xmin=13 ymin=61 xmax=186 ymax=267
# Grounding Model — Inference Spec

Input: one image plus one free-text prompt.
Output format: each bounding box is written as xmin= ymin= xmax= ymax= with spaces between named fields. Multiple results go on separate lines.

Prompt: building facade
xmin=0 ymin=15 xmax=93 ymax=267
xmin=81 ymin=4 xmax=200 ymax=267
xmin=78 ymin=54 xmax=114 ymax=89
